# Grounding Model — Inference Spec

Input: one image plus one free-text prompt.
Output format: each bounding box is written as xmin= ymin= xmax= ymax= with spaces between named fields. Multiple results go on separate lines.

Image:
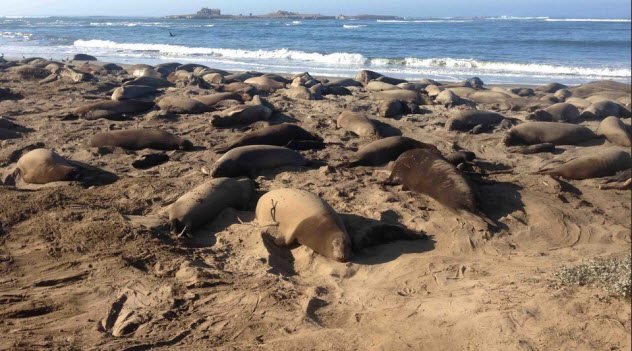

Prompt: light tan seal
xmin=336 ymin=111 xmax=381 ymax=138
xmin=256 ymin=188 xmax=351 ymax=262
xmin=16 ymin=148 xmax=78 ymax=184
xmin=596 ymin=116 xmax=631 ymax=147
xmin=167 ymin=178 xmax=253 ymax=236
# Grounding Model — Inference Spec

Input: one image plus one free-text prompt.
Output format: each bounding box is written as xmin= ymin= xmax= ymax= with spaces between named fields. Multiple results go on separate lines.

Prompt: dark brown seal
xmin=346 ymin=136 xmax=439 ymax=167
xmin=503 ymin=121 xmax=597 ymax=146
xmin=89 ymin=129 xmax=192 ymax=151
xmin=214 ymin=124 xmax=322 ymax=153
xmin=540 ymin=149 xmax=631 ymax=180
xmin=387 ymin=148 xmax=477 ymax=211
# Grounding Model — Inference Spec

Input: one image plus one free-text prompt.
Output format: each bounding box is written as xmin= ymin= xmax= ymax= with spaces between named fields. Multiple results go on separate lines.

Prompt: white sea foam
xmin=545 ymin=18 xmax=631 ymax=22
xmin=73 ymin=39 xmax=368 ymax=65
xmin=71 ymin=39 xmax=631 ymax=80
xmin=0 ymin=31 xmax=33 ymax=40
xmin=343 ymin=24 xmax=367 ymax=28
xmin=376 ymin=19 xmax=469 ymax=23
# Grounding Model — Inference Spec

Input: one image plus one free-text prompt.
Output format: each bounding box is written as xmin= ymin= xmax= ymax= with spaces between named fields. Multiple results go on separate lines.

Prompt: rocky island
xmin=166 ymin=8 xmax=404 ymax=20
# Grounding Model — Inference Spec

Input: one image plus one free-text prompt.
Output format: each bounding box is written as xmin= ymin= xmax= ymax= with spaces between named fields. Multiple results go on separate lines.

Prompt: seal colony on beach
xmin=0 ymin=55 xmax=630 ymax=350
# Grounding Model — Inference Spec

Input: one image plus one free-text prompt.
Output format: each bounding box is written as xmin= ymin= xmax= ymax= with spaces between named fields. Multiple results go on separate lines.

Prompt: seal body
xmin=214 ymin=124 xmax=321 ymax=153
xmin=503 ymin=122 xmax=596 ymax=146
xmin=157 ymin=96 xmax=209 ymax=114
xmin=597 ymin=116 xmax=631 ymax=147
xmin=211 ymin=104 xmax=273 ymax=127
xmin=543 ymin=149 xmax=631 ymax=180
xmin=388 ymin=149 xmax=477 ymax=211
xmin=347 ymin=136 xmax=439 ymax=167
xmin=446 ymin=110 xmax=505 ymax=132
xmin=90 ymin=129 xmax=192 ymax=150
xmin=255 ymin=188 xmax=351 ymax=262
xmin=336 ymin=111 xmax=380 ymax=138
xmin=111 ymin=85 xmax=158 ymax=101
xmin=194 ymin=92 xmax=242 ymax=107
xmin=168 ymin=178 xmax=253 ymax=235
xmin=75 ymin=100 xmax=154 ymax=120
xmin=16 ymin=148 xmax=77 ymax=184
xmin=210 ymin=145 xmax=307 ymax=178
xmin=527 ymin=103 xmax=580 ymax=123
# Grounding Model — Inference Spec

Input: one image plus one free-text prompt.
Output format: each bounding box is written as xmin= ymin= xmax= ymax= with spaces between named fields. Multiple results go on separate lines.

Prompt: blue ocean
xmin=0 ymin=16 xmax=630 ymax=84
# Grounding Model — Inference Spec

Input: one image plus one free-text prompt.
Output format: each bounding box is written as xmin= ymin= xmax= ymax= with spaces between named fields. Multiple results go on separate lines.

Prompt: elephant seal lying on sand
xmin=214 ymin=124 xmax=322 ymax=153
xmin=210 ymin=145 xmax=307 ymax=178
xmin=167 ymin=178 xmax=253 ymax=236
xmin=345 ymin=136 xmax=439 ymax=167
xmin=539 ymin=149 xmax=631 ymax=180
xmin=336 ymin=111 xmax=381 ymax=138
xmin=446 ymin=110 xmax=506 ymax=132
xmin=387 ymin=149 xmax=477 ymax=212
xmin=75 ymin=100 xmax=154 ymax=120
xmin=211 ymin=104 xmax=273 ymax=127
xmin=597 ymin=116 xmax=631 ymax=147
xmin=16 ymin=148 xmax=78 ymax=184
xmin=503 ymin=122 xmax=597 ymax=146
xmin=256 ymin=188 xmax=351 ymax=262
xmin=89 ymin=129 xmax=192 ymax=151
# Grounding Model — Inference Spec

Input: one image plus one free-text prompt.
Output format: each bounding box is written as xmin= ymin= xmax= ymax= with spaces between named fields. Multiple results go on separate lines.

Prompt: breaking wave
xmin=72 ymin=39 xmax=631 ymax=79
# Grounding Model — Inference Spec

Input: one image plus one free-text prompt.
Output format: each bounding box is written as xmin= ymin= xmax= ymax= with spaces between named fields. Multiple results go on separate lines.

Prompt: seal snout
xmin=331 ymin=237 xmax=351 ymax=263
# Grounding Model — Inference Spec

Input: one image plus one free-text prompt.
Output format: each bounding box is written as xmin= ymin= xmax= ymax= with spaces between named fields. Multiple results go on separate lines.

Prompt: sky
xmin=1 ymin=0 xmax=631 ymax=18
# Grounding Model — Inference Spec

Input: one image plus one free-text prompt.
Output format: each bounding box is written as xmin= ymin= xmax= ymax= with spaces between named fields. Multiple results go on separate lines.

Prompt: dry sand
xmin=0 ymin=59 xmax=630 ymax=350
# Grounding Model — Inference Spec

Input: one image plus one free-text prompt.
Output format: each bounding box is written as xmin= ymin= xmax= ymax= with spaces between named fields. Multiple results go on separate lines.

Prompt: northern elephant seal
xmin=527 ymin=103 xmax=580 ymax=123
xmin=446 ymin=110 xmax=505 ymax=132
xmin=503 ymin=122 xmax=597 ymax=146
xmin=336 ymin=111 xmax=381 ymax=138
xmin=244 ymin=76 xmax=285 ymax=92
xmin=387 ymin=149 xmax=476 ymax=212
xmin=211 ymin=104 xmax=273 ymax=127
xmin=582 ymin=100 xmax=632 ymax=119
xmin=89 ymin=129 xmax=193 ymax=150
xmin=193 ymin=92 xmax=242 ymax=107
xmin=345 ymin=136 xmax=439 ymax=167
xmin=210 ymin=145 xmax=307 ymax=178
xmin=123 ymin=76 xmax=172 ymax=88
xmin=596 ymin=116 xmax=631 ymax=147
xmin=541 ymin=149 xmax=631 ymax=180
xmin=214 ymin=124 xmax=322 ymax=153
xmin=111 ymin=85 xmax=158 ymax=101
xmin=256 ymin=188 xmax=351 ymax=262
xmin=167 ymin=177 xmax=253 ymax=236
xmin=16 ymin=148 xmax=78 ymax=184
xmin=157 ymin=96 xmax=209 ymax=114
xmin=74 ymin=100 xmax=154 ymax=120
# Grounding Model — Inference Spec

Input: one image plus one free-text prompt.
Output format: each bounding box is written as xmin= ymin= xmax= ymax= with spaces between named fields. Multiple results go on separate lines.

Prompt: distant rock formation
xmin=166 ymin=8 xmax=403 ymax=21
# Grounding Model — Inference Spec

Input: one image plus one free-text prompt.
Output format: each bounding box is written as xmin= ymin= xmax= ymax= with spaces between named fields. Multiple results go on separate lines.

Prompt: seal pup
xmin=167 ymin=178 xmax=253 ymax=236
xmin=15 ymin=148 xmax=78 ymax=184
xmin=210 ymin=145 xmax=307 ymax=178
xmin=503 ymin=121 xmax=597 ymax=146
xmin=211 ymin=104 xmax=273 ymax=128
xmin=214 ymin=124 xmax=322 ymax=153
xmin=255 ymin=188 xmax=351 ymax=262
xmin=89 ymin=129 xmax=193 ymax=151
xmin=539 ymin=149 xmax=631 ymax=180
xmin=387 ymin=149 xmax=477 ymax=212
xmin=336 ymin=111 xmax=381 ymax=138
xmin=74 ymin=100 xmax=154 ymax=120
xmin=345 ymin=136 xmax=439 ymax=167
xmin=596 ymin=116 xmax=631 ymax=147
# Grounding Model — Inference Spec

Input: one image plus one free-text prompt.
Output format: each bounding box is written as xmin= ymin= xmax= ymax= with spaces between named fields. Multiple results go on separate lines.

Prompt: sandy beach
xmin=0 ymin=57 xmax=630 ymax=350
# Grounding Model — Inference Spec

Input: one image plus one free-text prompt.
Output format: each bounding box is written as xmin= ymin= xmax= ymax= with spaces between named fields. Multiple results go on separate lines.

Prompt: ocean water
xmin=1 ymin=16 xmax=630 ymax=84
